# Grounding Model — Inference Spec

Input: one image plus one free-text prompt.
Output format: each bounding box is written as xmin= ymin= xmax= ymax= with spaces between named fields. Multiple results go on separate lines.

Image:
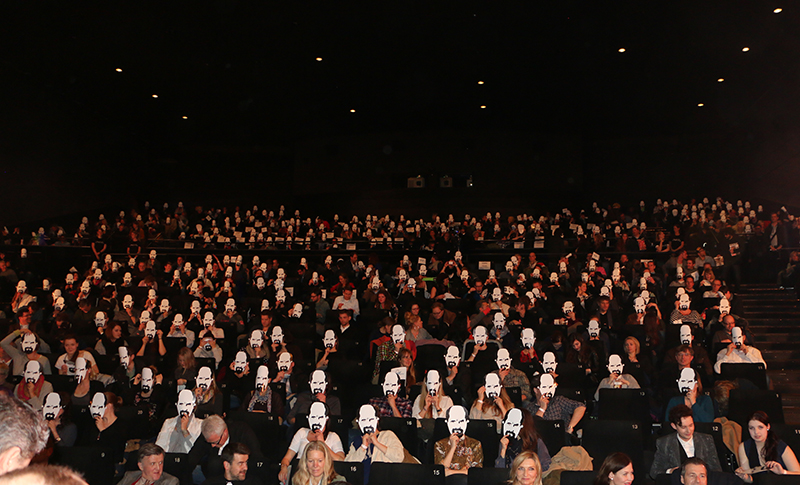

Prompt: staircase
xmin=739 ymin=284 xmax=800 ymax=424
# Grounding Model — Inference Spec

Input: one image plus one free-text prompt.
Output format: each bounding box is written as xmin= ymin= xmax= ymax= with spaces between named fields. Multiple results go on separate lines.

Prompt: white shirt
xmin=333 ymin=296 xmax=360 ymax=317
xmin=714 ymin=346 xmax=766 ymax=374
xmin=678 ymin=435 xmax=695 ymax=459
xmin=55 ymin=351 xmax=97 ymax=375
xmin=289 ymin=428 xmax=344 ymax=457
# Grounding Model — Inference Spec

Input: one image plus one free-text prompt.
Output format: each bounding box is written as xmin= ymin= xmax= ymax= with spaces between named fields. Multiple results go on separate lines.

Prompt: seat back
xmin=729 ymin=389 xmax=783 ymax=426
xmin=467 ymin=466 xmax=511 ymax=485
xmin=52 ymin=446 xmax=114 ymax=485
xmin=560 ymin=470 xmax=596 ymax=485
xmin=428 ymin=418 xmax=498 ymax=465
xmin=719 ymin=363 xmax=768 ymax=390
xmin=597 ymin=388 xmax=650 ymax=424
xmin=581 ymin=419 xmax=644 ymax=472
xmin=380 ymin=417 xmax=419 ymax=459
xmin=533 ymin=418 xmax=567 ymax=457
xmin=228 ymin=410 xmax=283 ymax=459
xmin=368 ymin=462 xmax=446 ymax=485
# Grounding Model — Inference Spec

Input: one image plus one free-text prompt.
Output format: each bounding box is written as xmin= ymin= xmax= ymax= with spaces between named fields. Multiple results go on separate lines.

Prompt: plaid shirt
xmin=493 ymin=367 xmax=532 ymax=401
xmin=368 ymin=396 xmax=413 ymax=418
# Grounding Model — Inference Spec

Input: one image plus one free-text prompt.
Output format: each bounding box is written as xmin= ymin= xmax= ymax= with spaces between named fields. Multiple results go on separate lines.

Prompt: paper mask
xmin=493 ymin=313 xmax=506 ymax=331
xmin=21 ymin=333 xmax=38 ymax=354
xmin=89 ymin=392 xmax=107 ymax=418
xmin=277 ymin=352 xmax=292 ymax=372
xmin=391 ymin=324 xmax=405 ymax=344
xmin=473 ymin=326 xmax=487 ymax=346
xmin=538 ymin=373 xmax=557 ymax=398
xmin=309 ymin=370 xmax=328 ymax=395
xmin=308 ymin=401 xmax=328 ymax=432
xmin=75 ymin=356 xmax=89 ymax=383
xmin=496 ymin=348 xmax=511 ymax=371
xmin=255 ymin=365 xmax=270 ymax=391
xmin=323 ymin=329 xmax=336 ymax=349
xmin=233 ymin=351 xmax=248 ymax=373
xmin=677 ymin=368 xmax=697 ymax=394
xmin=382 ymin=371 xmax=401 ymax=396
xmin=426 ymin=370 xmax=441 ymax=396
xmin=43 ymin=392 xmax=62 ymax=420
xmin=144 ymin=321 xmax=157 ymax=339
xmin=680 ymin=325 xmax=693 ymax=345
xmin=357 ymin=404 xmax=379 ymax=435
xmin=271 ymin=326 xmax=284 ymax=345
xmin=446 ymin=405 xmax=469 ymax=437
xmin=485 ymin=373 xmax=502 ymax=399
xmin=196 ymin=366 xmax=213 ymax=390
xmin=445 ymin=345 xmax=461 ymax=368
xmin=202 ymin=312 xmax=214 ymax=328
xmin=607 ymin=354 xmax=623 ymax=376
xmin=502 ymin=408 xmax=524 ymax=439
xmin=141 ymin=367 xmax=154 ymax=392
xmin=542 ymin=352 xmax=557 ymax=373
xmin=24 ymin=360 xmax=42 ymax=383
xmin=521 ymin=328 xmax=536 ymax=349
xmin=177 ymin=389 xmax=196 ymax=418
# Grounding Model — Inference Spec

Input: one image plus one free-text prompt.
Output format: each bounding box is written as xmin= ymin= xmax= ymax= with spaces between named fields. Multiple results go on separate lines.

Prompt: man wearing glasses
xmin=186 ymin=415 xmax=262 ymax=483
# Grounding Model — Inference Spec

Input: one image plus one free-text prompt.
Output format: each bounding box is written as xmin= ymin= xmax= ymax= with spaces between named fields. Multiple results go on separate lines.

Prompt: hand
xmin=307 ymin=430 xmax=322 ymax=442
xmin=48 ymin=419 xmax=59 ymax=435
xmin=177 ymin=378 xmax=187 ymax=386
xmin=766 ymin=462 xmax=786 ymax=475
xmin=26 ymin=381 xmax=36 ymax=396
xmin=316 ymin=393 xmax=327 ymax=403
xmin=278 ymin=467 xmax=289 ymax=484
xmin=61 ymin=364 xmax=69 ymax=374
xmin=133 ymin=374 xmax=142 ymax=385
xmin=387 ymin=394 xmax=396 ymax=406
xmin=477 ymin=386 xmax=485 ymax=400
xmin=156 ymin=329 xmax=163 ymax=338
xmin=362 ymin=433 xmax=372 ymax=446
xmin=735 ymin=467 xmax=753 ymax=483
xmin=448 ymin=433 xmax=461 ymax=447
xmin=425 ymin=394 xmax=434 ymax=409
xmin=180 ymin=414 xmax=190 ymax=432
xmin=537 ymin=392 xmax=549 ymax=410
xmin=499 ymin=436 xmax=509 ymax=455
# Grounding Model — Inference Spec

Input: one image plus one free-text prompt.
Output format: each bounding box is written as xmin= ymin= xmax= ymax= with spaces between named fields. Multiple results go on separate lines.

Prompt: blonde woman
xmin=509 ymin=450 xmax=543 ymax=485
xmin=292 ymin=440 xmax=350 ymax=485
xmin=412 ymin=370 xmax=453 ymax=419
xmin=470 ymin=382 xmax=514 ymax=432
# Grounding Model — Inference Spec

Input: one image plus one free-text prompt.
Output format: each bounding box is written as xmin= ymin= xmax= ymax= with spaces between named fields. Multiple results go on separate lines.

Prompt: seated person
xmin=186 ymin=415 xmax=263 ymax=481
xmin=287 ymin=370 xmax=341 ymax=425
xmin=155 ymin=389 xmax=204 ymax=454
xmin=293 ymin=440 xmax=350 ymax=485
xmin=736 ymin=411 xmax=800 ymax=482
xmin=663 ymin=326 xmax=713 ymax=378
xmin=369 ymin=371 xmax=413 ymax=418
xmin=470 ymin=373 xmax=514 ymax=432
xmin=493 ymin=349 xmax=532 ymax=402
xmin=193 ymin=334 xmax=223 ymax=369
xmin=193 ymin=366 xmax=224 ymax=418
xmin=649 ymin=405 xmax=722 ymax=478
xmin=713 ymin=328 xmax=766 ymax=374
xmin=243 ymin=364 xmax=284 ymax=415
xmin=413 ymin=369 xmax=453 ymax=420
xmin=279 ymin=402 xmax=345 ymax=484
xmin=529 ymin=374 xmax=586 ymax=435
xmin=345 ymin=405 xmax=405 ymax=482
xmin=664 ymin=369 xmax=714 ymax=423
xmin=594 ymin=355 xmax=640 ymax=402
xmin=507 ymin=450 xmax=543 ymax=485
xmin=496 ymin=408 xmax=551 ymax=472
xmin=373 ymin=324 xmax=416 ymax=381
xmin=117 ymin=443 xmax=179 ymax=485
xmin=201 ymin=442 xmax=259 ymax=485
xmin=435 ymin=405 xmax=484 ymax=478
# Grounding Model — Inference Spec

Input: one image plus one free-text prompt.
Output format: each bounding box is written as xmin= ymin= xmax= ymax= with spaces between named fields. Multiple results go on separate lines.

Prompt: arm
xmin=374 ymin=430 xmax=405 ymax=463
xmin=567 ymin=405 xmax=586 ymax=434
xmin=1 ymin=330 xmax=22 ymax=362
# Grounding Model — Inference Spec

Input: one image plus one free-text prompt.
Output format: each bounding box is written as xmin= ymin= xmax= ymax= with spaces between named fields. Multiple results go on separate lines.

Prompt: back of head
xmin=0 ymin=395 xmax=48 ymax=475
xmin=0 ymin=464 xmax=88 ymax=485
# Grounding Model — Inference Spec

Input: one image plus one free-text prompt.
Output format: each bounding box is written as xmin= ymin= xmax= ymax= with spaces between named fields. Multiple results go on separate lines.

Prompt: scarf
xmin=247 ymin=387 xmax=273 ymax=413
xmin=17 ymin=374 xmax=45 ymax=401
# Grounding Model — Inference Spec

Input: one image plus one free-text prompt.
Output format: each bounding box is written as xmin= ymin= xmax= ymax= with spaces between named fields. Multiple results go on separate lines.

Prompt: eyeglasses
xmin=210 ymin=433 xmax=225 ymax=447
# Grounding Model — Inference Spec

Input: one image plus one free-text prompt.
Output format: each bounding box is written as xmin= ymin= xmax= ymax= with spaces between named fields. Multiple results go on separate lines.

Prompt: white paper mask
xmin=489 ymin=269 xmax=496 ymax=279
xmin=66 ymin=274 xmax=75 ymax=285
xmin=445 ymin=345 xmax=461 ymax=368
xmin=496 ymin=348 xmax=511 ymax=370
xmin=276 ymin=289 xmax=286 ymax=302
xmin=562 ymin=301 xmax=574 ymax=316
xmin=538 ymin=373 xmax=557 ymax=398
xmin=43 ymin=392 xmax=62 ymax=420
xmin=607 ymin=354 xmax=623 ymax=376
xmin=159 ymin=299 xmax=170 ymax=314
xmin=357 ymin=404 xmax=379 ymax=435
xmin=473 ymin=326 xmax=488 ymax=345
xmin=502 ymin=408 xmax=524 ymax=439
xmin=391 ymin=324 xmax=405 ymax=344
xmin=119 ymin=346 xmax=130 ymax=368
xmin=74 ymin=356 xmax=89 ymax=383
xmin=519 ymin=328 xmax=535 ymax=349
xmin=247 ymin=330 xmax=263 ymax=349
xmin=176 ymin=389 xmax=196 ymax=418
xmin=54 ymin=296 xmax=65 ymax=312
xmin=255 ymin=365 xmax=270 ymax=391
xmin=261 ymin=299 xmax=270 ymax=311
xmin=493 ymin=313 xmax=506 ymax=331
xmin=382 ymin=371 xmax=401 ymax=396
xmin=677 ymin=368 xmax=697 ymax=394
xmin=291 ymin=303 xmax=303 ymax=318
xmin=24 ymin=360 xmax=42 ymax=383
xmin=202 ymin=312 xmax=214 ymax=328
xmin=308 ymin=401 xmax=329 ymax=432
xmin=485 ymin=373 xmax=502 ymax=399
xmin=455 ymin=251 xmax=463 ymax=261
xmin=94 ymin=312 xmax=107 ymax=328
xmin=422 ymin=370 xmax=440 ymax=397
xmin=587 ymin=319 xmax=600 ymax=338
xmin=677 ymin=293 xmax=691 ymax=311
xmin=277 ymin=352 xmax=293 ymax=371
xmin=542 ymin=352 xmax=557 ymax=373
xmin=634 ymin=297 xmax=646 ymax=314
xmin=144 ymin=321 xmax=157 ymax=339
xmin=221 ymin=299 xmax=234 ymax=314
xmin=271 ymin=326 xmax=284 ymax=345
xmin=81 ymin=281 xmax=91 ymax=294
xmin=196 ymin=366 xmax=213 ymax=390
xmin=141 ymin=367 xmax=154 ymax=392
xmin=323 ymin=329 xmax=336 ymax=349
xmin=21 ymin=333 xmax=38 ymax=354
xmin=90 ymin=392 xmax=107 ymax=418
xmin=732 ymin=326 xmax=744 ymax=347
xmin=147 ymin=288 xmax=156 ymax=300
xmin=121 ymin=294 xmax=134 ymax=309
xmin=233 ymin=351 xmax=248 ymax=373
xmin=679 ymin=325 xmax=693 ymax=345
xmin=309 ymin=370 xmax=328 ymax=395
xmin=446 ymin=405 xmax=469 ymax=437
xmin=719 ymin=298 xmax=731 ymax=315
xmin=491 ymin=288 xmax=502 ymax=302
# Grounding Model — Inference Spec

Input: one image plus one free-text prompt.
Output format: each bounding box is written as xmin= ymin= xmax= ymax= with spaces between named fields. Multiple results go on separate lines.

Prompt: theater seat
xmin=368 ymin=462 xmax=446 ymax=485
xmin=427 ymin=418 xmax=499 ymax=466
xmin=228 ymin=410 xmax=283 ymax=459
xmin=380 ymin=417 xmax=419 ymax=459
xmin=468 ymin=466 xmax=510 ymax=485
xmin=533 ymin=418 xmax=567 ymax=457
xmin=560 ymin=470 xmax=595 ymax=485
xmin=52 ymin=446 xmax=114 ymax=485
xmin=597 ymin=388 xmax=650 ymax=425
xmin=581 ymin=420 xmax=644 ymax=472
xmin=728 ymin=389 xmax=784 ymax=427
xmin=719 ymin=363 xmax=768 ymax=390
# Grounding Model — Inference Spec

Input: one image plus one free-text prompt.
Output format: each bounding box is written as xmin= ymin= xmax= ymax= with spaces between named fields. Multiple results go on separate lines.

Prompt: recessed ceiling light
xmin=477 ymin=81 xmax=484 ymax=85
xmin=618 ymin=48 xmax=626 ymax=53
xmin=742 ymin=47 xmax=750 ymax=52
xmin=316 ymin=57 xmax=323 ymax=61
xmin=182 ymin=116 xmax=188 ymax=119
xmin=774 ymin=8 xmax=783 ymax=13
xmin=115 ymin=68 xmax=123 ymax=72
xmin=697 ymin=103 xmax=704 ymax=107
xmin=350 ymin=109 xmax=356 ymax=113
xmin=152 ymin=94 xmax=158 ymax=98
xmin=717 ymin=78 xmax=725 ymax=82
xmin=480 ymin=105 xmax=487 ymax=109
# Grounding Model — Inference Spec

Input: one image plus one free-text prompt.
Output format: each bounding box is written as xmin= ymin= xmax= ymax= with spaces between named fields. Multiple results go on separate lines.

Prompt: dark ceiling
xmin=3 ymin=1 xmax=798 ymax=151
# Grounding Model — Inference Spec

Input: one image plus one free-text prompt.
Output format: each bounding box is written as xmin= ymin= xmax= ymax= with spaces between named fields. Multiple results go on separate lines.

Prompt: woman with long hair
xmin=508 ymin=450 xmax=543 ymax=485
xmin=736 ymin=411 xmax=800 ymax=482
xmin=396 ymin=347 xmax=417 ymax=394
xmin=95 ymin=321 xmax=128 ymax=357
xmin=497 ymin=408 xmax=551 ymax=471
xmin=405 ymin=314 xmax=432 ymax=342
xmin=470 ymin=382 xmax=514 ymax=431
xmin=412 ymin=370 xmax=453 ymax=419
xmin=594 ymin=453 xmax=634 ymax=485
xmin=292 ymin=440 xmax=349 ymax=485
xmin=374 ymin=291 xmax=398 ymax=322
